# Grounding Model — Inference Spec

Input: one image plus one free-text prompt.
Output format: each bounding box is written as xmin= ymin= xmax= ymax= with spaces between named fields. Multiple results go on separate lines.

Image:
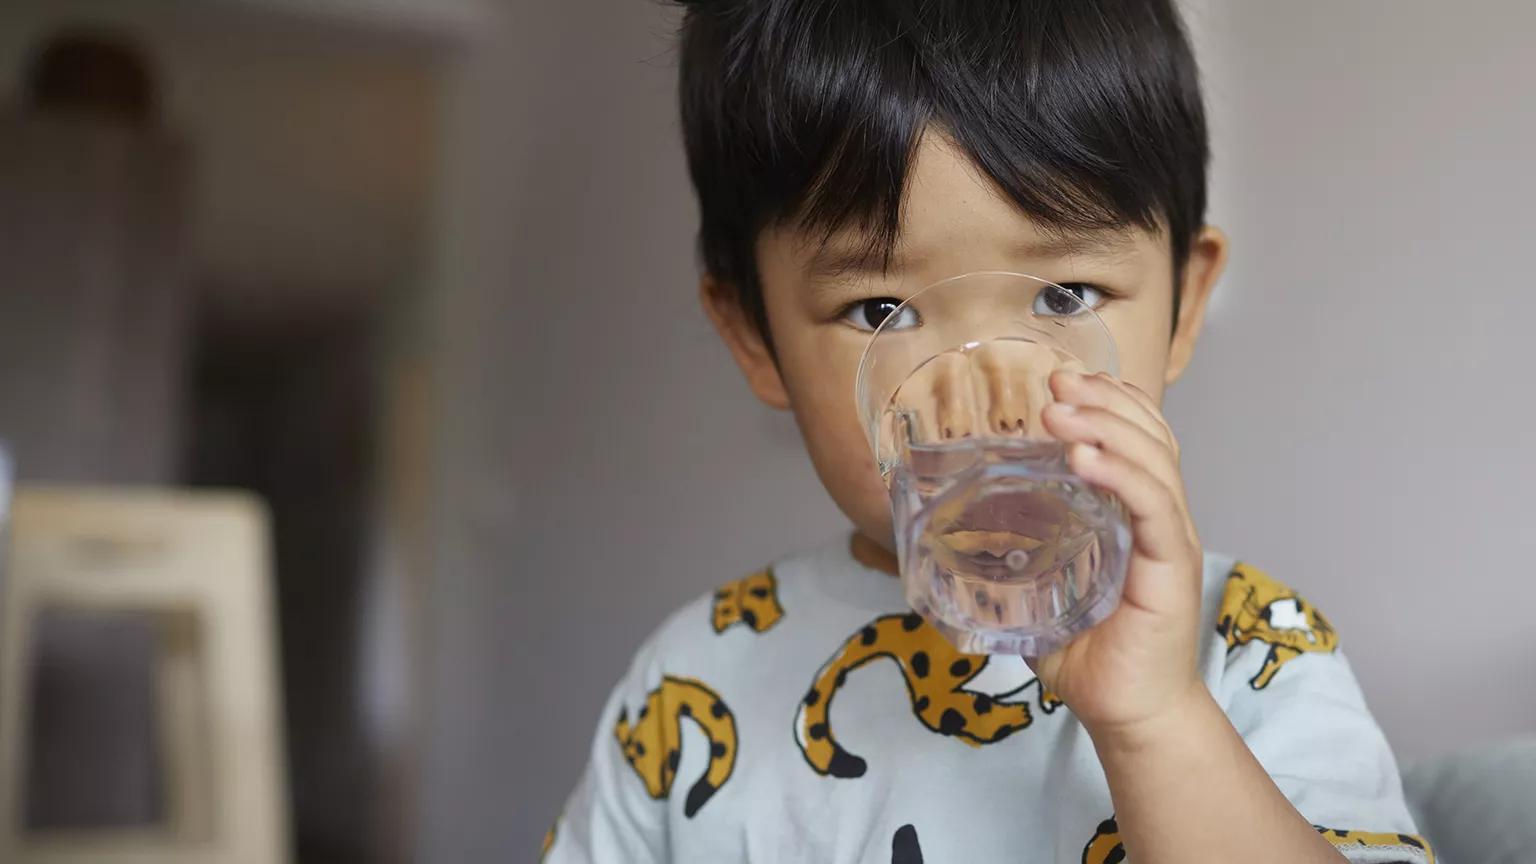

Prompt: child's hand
xmin=1035 ymin=370 xmax=1207 ymax=742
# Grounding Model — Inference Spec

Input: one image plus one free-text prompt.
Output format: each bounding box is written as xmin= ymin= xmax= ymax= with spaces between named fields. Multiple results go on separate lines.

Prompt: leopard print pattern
xmin=614 ymin=676 xmax=737 ymax=817
xmin=1316 ymin=826 xmax=1435 ymax=863
xmin=711 ymin=568 xmax=784 ymax=633
xmin=1082 ymin=818 xmax=1434 ymax=863
xmin=794 ymin=612 xmax=1058 ymax=777
xmin=1216 ymin=562 xmax=1339 ymax=689
xmin=1081 ymin=817 xmax=1125 ymax=864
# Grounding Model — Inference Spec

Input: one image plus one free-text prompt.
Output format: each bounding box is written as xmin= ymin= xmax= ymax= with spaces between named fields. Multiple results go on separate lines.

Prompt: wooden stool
xmin=0 ymin=487 xmax=289 ymax=864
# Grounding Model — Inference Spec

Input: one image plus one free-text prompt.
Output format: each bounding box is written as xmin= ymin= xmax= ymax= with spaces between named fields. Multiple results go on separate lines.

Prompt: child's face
xmin=704 ymin=133 xmax=1227 ymax=552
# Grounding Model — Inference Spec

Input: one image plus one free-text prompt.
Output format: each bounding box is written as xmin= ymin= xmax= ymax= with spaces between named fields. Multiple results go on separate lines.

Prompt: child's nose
xmin=890 ymin=341 xmax=1084 ymax=446
xmin=972 ymin=340 xmax=1062 ymax=439
xmin=925 ymin=352 xmax=976 ymax=440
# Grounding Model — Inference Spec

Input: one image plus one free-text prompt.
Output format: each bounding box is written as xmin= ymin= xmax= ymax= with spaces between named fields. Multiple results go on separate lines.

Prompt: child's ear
xmin=1165 ymin=225 xmax=1229 ymax=386
xmin=700 ymin=275 xmax=791 ymax=410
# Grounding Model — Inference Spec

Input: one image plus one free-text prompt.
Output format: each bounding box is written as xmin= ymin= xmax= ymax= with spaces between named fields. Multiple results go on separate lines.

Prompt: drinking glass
xmin=855 ymin=271 xmax=1131 ymax=655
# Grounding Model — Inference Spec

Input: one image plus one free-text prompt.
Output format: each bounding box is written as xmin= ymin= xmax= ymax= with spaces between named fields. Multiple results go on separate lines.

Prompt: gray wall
xmin=419 ymin=5 xmax=845 ymax=859
xmin=420 ymin=1 xmax=1536 ymax=858
xmin=0 ymin=0 xmax=442 ymax=315
xmin=1177 ymin=0 xmax=1536 ymax=760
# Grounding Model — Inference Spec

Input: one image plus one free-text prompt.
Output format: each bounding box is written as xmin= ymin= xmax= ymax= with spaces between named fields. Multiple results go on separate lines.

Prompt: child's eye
xmin=1033 ymin=282 xmax=1106 ymax=317
xmin=841 ymin=297 xmax=920 ymax=332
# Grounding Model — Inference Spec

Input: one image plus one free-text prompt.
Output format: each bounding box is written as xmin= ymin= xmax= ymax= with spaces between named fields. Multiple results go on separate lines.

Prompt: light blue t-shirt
xmin=544 ymin=539 xmax=1430 ymax=864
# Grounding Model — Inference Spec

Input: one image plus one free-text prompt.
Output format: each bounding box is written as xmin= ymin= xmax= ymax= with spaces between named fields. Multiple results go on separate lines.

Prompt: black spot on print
xmin=826 ymin=745 xmax=867 ymax=779
xmin=633 ymin=742 xmax=646 ymax=756
xmin=683 ymin=780 xmax=718 ymax=818
xmin=638 ymin=704 xmax=648 ymax=719
xmin=678 ymin=703 xmax=692 ymax=717
xmin=714 ymin=588 xmax=731 ymax=599
xmin=913 ymin=696 xmax=930 ymax=712
xmin=949 ymin=658 xmax=971 ymax=677
xmin=861 ymin=625 xmax=879 ymax=645
xmin=891 ymin=824 xmax=924 ymax=864
xmin=972 ymin=693 xmax=993 ymax=714
xmin=741 ymin=608 xmax=759 ymax=629
xmin=710 ymin=700 xmax=728 ymax=719
xmin=710 ymin=741 xmax=727 ymax=758
xmin=803 ymin=688 xmax=820 ymax=707
xmin=750 ymin=586 xmax=770 ymax=598
xmin=910 ymin=651 xmax=929 ymax=678
xmin=901 ymin=613 xmax=923 ymax=631
xmin=808 ymin=723 xmax=829 ymax=740
xmin=836 ymin=670 xmax=848 ymax=687
xmin=668 ymin=749 xmax=680 ymax=770
xmin=938 ymin=708 xmax=966 ymax=735
xmin=1400 ymin=835 xmax=1424 ymax=850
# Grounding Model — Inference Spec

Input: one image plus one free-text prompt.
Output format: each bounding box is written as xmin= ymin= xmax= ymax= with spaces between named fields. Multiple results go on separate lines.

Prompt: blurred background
xmin=0 ymin=0 xmax=1530 ymax=862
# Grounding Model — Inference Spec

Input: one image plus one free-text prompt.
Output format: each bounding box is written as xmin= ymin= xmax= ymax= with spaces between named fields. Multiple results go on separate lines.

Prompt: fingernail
xmin=1052 ymin=402 xmax=1076 ymax=415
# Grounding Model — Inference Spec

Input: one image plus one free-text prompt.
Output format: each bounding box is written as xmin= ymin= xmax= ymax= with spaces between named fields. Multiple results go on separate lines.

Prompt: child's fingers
xmin=1042 ymin=402 xmax=1183 ymax=499
xmin=1066 ymin=442 xmax=1195 ymax=564
xmin=1050 ymin=371 xmax=1177 ymax=457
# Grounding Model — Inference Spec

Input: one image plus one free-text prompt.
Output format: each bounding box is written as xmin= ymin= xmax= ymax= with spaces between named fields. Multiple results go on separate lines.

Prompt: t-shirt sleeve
xmin=1214 ymin=562 xmax=1434 ymax=864
xmin=542 ymin=639 xmax=670 ymax=864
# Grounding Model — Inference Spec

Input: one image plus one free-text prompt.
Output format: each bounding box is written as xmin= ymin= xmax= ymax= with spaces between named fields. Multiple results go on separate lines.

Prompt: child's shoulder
xmin=1198 ymin=551 xmax=1347 ymax=694
xmin=619 ymin=540 xmax=900 ymax=683
xmin=628 ymin=545 xmax=1346 ymax=694
xmin=1199 ymin=552 xmax=1338 ymax=646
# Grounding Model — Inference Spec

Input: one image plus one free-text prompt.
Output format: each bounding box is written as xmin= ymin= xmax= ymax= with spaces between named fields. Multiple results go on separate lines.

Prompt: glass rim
xmin=853 ymin=269 xmax=1120 ymax=453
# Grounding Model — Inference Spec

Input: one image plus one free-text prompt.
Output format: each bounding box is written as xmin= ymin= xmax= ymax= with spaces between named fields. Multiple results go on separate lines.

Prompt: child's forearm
xmin=1089 ymin=686 xmax=1346 ymax=864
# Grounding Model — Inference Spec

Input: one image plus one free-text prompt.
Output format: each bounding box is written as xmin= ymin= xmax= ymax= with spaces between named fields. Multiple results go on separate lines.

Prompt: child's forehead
xmin=797 ymin=225 xmax=1146 ymax=278
xmin=781 ymin=134 xmax=1161 ymax=281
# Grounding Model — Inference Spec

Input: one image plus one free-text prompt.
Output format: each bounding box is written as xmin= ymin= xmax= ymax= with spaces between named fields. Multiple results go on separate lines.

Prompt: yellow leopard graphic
xmin=1216 ymin=562 xmax=1338 ymax=689
xmin=614 ymin=676 xmax=737 ymax=817
xmin=1316 ymin=826 xmax=1435 ymax=863
xmin=712 ymin=568 xmax=784 ymax=633
xmin=795 ymin=612 xmax=1059 ymax=777
xmin=1082 ymin=818 xmax=1434 ymax=863
xmin=1081 ymin=817 xmax=1124 ymax=864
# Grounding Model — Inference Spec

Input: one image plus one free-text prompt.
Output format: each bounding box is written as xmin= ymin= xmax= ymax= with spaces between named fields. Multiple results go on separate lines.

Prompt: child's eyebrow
xmin=1012 ymin=230 xmax=1140 ymax=262
xmin=802 ymin=243 xmax=909 ymax=281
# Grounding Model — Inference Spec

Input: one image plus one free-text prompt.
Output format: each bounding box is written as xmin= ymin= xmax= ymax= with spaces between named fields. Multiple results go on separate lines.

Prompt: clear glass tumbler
xmin=855 ymin=271 xmax=1131 ymax=656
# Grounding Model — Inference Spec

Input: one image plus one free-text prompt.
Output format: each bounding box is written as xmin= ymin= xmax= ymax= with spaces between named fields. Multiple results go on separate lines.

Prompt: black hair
xmin=674 ymin=0 xmax=1210 ymax=339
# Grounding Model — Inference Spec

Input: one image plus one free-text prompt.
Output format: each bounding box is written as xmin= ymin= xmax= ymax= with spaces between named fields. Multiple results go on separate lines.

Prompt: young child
xmin=545 ymin=1 xmax=1429 ymax=861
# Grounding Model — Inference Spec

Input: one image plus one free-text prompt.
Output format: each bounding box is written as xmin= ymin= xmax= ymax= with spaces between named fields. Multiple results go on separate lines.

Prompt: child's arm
xmin=1092 ymin=687 xmax=1345 ymax=862
xmin=1039 ymin=371 xmax=1345 ymax=863
xmin=543 ymin=644 xmax=672 ymax=864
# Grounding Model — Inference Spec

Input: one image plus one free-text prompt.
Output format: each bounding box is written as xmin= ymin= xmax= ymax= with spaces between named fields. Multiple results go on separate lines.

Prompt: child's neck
xmin=850 ymin=531 xmax=899 ymax=577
